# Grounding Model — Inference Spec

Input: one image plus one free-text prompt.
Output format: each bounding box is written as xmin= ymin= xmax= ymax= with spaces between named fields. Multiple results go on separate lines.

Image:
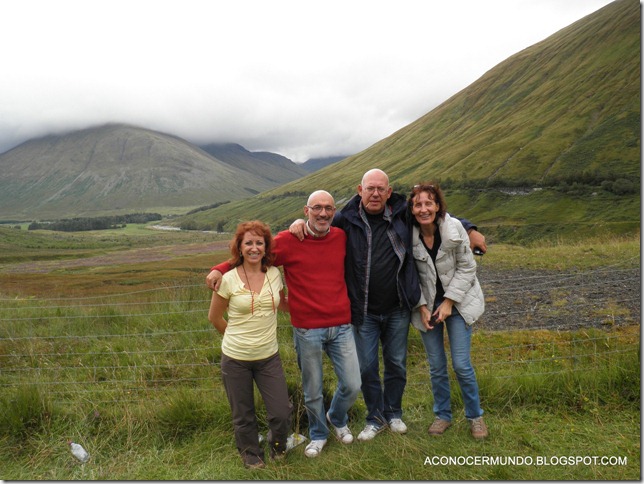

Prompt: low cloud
xmin=0 ymin=0 xmax=613 ymax=161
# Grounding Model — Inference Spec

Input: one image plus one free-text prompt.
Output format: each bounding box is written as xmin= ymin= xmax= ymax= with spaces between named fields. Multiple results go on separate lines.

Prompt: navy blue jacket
xmin=333 ymin=192 xmax=477 ymax=327
xmin=333 ymin=192 xmax=421 ymax=327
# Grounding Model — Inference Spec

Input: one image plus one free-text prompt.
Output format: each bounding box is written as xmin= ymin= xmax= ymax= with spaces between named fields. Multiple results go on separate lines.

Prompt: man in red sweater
xmin=206 ymin=190 xmax=361 ymax=459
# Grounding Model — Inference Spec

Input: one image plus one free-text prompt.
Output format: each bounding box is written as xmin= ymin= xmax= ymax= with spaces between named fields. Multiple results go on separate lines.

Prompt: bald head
xmin=304 ymin=190 xmax=336 ymax=236
xmin=361 ymin=169 xmax=389 ymax=186
xmin=307 ymin=190 xmax=334 ymax=206
xmin=358 ymin=169 xmax=392 ymax=215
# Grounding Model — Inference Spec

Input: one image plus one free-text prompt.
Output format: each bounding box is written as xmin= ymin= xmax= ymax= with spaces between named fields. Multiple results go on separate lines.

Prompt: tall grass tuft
xmin=0 ymin=386 xmax=53 ymax=439
xmin=154 ymin=390 xmax=218 ymax=442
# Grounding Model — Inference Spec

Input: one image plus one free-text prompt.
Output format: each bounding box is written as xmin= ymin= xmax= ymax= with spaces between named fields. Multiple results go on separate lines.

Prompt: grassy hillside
xmin=173 ymin=0 xmax=640 ymax=243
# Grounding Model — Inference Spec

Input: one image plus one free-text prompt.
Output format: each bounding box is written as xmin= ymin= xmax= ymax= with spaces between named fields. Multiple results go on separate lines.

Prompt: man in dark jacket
xmin=333 ymin=169 xmax=418 ymax=440
xmin=291 ymin=169 xmax=485 ymax=441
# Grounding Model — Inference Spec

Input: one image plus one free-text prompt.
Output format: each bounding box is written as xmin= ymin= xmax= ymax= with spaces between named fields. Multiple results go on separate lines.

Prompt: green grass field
xmin=0 ymin=226 xmax=639 ymax=480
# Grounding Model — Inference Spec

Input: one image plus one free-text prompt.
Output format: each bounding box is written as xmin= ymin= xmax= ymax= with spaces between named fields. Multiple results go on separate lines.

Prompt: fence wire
xmin=0 ymin=263 xmax=639 ymax=406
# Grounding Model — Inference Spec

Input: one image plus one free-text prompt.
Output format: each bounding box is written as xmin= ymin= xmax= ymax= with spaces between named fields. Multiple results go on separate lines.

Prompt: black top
xmin=365 ymin=211 xmax=400 ymax=314
xmin=421 ymin=225 xmax=445 ymax=302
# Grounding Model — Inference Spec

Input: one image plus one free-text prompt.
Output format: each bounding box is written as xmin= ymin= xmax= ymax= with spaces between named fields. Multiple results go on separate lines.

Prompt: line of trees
xmin=440 ymin=171 xmax=639 ymax=195
xmin=28 ymin=213 xmax=162 ymax=232
xmin=186 ymin=201 xmax=230 ymax=215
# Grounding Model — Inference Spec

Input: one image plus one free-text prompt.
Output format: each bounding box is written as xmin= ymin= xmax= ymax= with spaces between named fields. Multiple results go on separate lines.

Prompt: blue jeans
xmin=352 ymin=307 xmax=410 ymax=427
xmin=293 ymin=324 xmax=362 ymax=441
xmin=420 ymin=302 xmax=483 ymax=421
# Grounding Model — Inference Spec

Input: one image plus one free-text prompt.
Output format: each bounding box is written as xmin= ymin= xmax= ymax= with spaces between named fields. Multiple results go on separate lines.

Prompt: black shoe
xmin=269 ymin=441 xmax=287 ymax=461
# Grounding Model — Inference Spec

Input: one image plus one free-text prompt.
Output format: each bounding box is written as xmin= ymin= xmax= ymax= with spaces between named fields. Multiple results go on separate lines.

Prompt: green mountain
xmin=0 ymin=124 xmax=306 ymax=220
xmin=175 ymin=0 xmax=640 ymax=243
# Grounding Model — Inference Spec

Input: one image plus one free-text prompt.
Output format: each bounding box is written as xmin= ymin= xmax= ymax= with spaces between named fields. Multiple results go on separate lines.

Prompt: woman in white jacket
xmin=407 ymin=183 xmax=488 ymax=439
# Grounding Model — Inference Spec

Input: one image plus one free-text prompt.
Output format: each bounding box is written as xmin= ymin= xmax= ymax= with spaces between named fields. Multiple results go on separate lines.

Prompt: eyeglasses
xmin=306 ymin=205 xmax=336 ymax=214
xmin=363 ymin=186 xmax=388 ymax=194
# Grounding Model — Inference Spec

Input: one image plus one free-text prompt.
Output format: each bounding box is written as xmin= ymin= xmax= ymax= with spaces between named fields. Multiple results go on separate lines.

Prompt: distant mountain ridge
xmin=0 ymin=124 xmax=309 ymax=220
xmin=299 ymin=155 xmax=347 ymax=173
xmin=198 ymin=143 xmax=307 ymax=183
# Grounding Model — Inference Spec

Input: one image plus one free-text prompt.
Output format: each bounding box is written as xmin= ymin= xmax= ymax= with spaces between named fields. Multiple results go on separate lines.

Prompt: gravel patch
xmin=476 ymin=265 xmax=640 ymax=331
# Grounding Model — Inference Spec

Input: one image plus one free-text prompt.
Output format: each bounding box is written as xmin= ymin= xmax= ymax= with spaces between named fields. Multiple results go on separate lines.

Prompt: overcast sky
xmin=1 ymin=0 xmax=614 ymax=162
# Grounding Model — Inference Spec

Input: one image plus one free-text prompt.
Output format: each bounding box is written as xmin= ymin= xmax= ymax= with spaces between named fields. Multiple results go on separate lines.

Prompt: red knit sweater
xmin=212 ymin=228 xmax=351 ymax=329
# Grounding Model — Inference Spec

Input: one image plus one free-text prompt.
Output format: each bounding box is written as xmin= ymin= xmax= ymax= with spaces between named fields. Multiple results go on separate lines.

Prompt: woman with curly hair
xmin=208 ymin=220 xmax=291 ymax=469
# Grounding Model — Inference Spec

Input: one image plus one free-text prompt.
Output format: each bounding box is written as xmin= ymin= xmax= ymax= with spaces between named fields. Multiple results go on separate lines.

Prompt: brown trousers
xmin=221 ymin=352 xmax=292 ymax=466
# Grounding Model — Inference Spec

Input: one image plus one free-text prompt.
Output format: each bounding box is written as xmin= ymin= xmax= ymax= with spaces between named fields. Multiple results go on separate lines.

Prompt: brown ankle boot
xmin=470 ymin=417 xmax=489 ymax=439
xmin=428 ymin=418 xmax=451 ymax=435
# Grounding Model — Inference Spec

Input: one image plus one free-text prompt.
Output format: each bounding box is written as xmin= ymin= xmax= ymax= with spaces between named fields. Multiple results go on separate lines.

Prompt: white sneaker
xmin=326 ymin=412 xmax=354 ymax=444
xmin=304 ymin=439 xmax=327 ymax=458
xmin=388 ymin=418 xmax=408 ymax=434
xmin=357 ymin=424 xmax=384 ymax=442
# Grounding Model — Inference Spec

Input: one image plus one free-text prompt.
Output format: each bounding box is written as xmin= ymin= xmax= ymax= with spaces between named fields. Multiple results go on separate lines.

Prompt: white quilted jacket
xmin=410 ymin=214 xmax=485 ymax=331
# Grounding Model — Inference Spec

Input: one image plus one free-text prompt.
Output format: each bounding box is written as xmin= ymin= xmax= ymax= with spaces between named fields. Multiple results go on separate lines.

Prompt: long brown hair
xmin=228 ymin=220 xmax=275 ymax=272
xmin=407 ymin=182 xmax=447 ymax=225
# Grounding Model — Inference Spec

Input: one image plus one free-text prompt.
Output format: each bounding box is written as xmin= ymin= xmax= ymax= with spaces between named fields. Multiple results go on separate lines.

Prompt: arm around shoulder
xmin=452 ymin=215 xmax=487 ymax=254
xmin=206 ymin=261 xmax=232 ymax=291
xmin=288 ymin=219 xmax=306 ymax=241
